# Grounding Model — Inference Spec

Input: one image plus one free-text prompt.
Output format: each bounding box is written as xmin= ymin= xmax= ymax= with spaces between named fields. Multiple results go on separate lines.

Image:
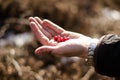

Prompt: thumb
xmin=35 ymin=46 xmax=57 ymax=55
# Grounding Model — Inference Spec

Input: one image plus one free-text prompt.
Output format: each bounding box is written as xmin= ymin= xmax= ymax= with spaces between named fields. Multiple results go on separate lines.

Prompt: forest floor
xmin=0 ymin=0 xmax=120 ymax=80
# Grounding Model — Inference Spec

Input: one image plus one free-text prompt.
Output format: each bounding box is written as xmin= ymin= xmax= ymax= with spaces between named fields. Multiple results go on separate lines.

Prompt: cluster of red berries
xmin=54 ymin=35 xmax=70 ymax=42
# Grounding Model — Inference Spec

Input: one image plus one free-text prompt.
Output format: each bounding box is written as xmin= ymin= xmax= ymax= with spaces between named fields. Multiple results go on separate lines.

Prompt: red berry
xmin=60 ymin=37 xmax=64 ymax=42
xmin=62 ymin=37 xmax=66 ymax=41
xmin=54 ymin=35 xmax=70 ymax=42
xmin=63 ymin=37 xmax=69 ymax=41
xmin=57 ymin=37 xmax=63 ymax=42
xmin=54 ymin=36 xmax=58 ymax=41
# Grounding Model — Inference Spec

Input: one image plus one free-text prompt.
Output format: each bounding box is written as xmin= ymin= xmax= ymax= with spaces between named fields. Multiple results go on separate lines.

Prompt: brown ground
xmin=0 ymin=0 xmax=120 ymax=80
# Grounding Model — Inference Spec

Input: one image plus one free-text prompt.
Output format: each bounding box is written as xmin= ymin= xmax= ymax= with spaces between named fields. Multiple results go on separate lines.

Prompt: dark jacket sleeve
xmin=93 ymin=34 xmax=120 ymax=77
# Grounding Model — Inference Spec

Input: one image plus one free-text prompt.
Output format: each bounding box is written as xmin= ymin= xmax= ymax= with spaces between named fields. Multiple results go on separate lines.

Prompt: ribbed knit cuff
xmin=88 ymin=38 xmax=99 ymax=56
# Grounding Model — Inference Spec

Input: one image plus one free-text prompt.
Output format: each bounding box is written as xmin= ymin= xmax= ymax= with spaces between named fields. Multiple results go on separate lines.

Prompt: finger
xmin=35 ymin=44 xmax=67 ymax=57
xmin=29 ymin=17 xmax=52 ymax=39
xmin=42 ymin=19 xmax=65 ymax=34
xmin=42 ymin=25 xmax=57 ymax=37
xmin=35 ymin=46 xmax=57 ymax=55
xmin=34 ymin=17 xmax=43 ymax=25
xmin=30 ymin=22 xmax=49 ymax=45
xmin=35 ymin=45 xmax=69 ymax=57
xmin=34 ymin=17 xmax=56 ymax=37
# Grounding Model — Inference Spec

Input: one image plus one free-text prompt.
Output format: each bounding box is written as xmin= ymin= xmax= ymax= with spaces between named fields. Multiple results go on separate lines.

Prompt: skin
xmin=29 ymin=17 xmax=95 ymax=58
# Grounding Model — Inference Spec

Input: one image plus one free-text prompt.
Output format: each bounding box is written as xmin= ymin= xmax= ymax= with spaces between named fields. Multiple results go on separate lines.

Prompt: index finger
xmin=42 ymin=19 xmax=65 ymax=34
xmin=30 ymin=22 xmax=49 ymax=45
xmin=29 ymin=17 xmax=52 ymax=39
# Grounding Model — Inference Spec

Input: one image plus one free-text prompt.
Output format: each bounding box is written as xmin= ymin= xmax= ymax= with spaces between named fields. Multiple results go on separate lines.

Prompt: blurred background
xmin=0 ymin=0 xmax=120 ymax=80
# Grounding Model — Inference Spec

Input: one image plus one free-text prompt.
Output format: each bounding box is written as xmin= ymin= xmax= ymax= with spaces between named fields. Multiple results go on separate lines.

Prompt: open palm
xmin=29 ymin=17 xmax=92 ymax=57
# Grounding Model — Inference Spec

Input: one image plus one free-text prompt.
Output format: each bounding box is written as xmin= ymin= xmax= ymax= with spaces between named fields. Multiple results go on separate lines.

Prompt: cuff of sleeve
xmin=88 ymin=38 xmax=99 ymax=56
xmin=93 ymin=34 xmax=120 ymax=77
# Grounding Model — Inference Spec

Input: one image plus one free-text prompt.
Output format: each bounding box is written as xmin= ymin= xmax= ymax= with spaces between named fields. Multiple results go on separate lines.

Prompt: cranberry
xmin=54 ymin=35 xmax=58 ymax=41
xmin=54 ymin=35 xmax=70 ymax=42
xmin=58 ymin=37 xmax=64 ymax=42
xmin=63 ymin=37 xmax=69 ymax=41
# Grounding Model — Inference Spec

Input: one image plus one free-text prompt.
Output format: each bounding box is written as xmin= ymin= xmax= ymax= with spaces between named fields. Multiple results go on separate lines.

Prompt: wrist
xmin=88 ymin=38 xmax=99 ymax=56
xmin=84 ymin=38 xmax=99 ymax=65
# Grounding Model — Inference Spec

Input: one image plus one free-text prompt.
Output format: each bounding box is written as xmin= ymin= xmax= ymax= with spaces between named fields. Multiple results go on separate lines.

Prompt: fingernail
xmin=30 ymin=22 xmax=38 ymax=32
xmin=35 ymin=50 xmax=41 ymax=55
xmin=29 ymin=17 xmax=34 ymax=21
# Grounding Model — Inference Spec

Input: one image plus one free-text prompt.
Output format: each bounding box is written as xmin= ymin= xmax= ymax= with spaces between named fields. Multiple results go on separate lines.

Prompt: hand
xmin=29 ymin=17 xmax=92 ymax=57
